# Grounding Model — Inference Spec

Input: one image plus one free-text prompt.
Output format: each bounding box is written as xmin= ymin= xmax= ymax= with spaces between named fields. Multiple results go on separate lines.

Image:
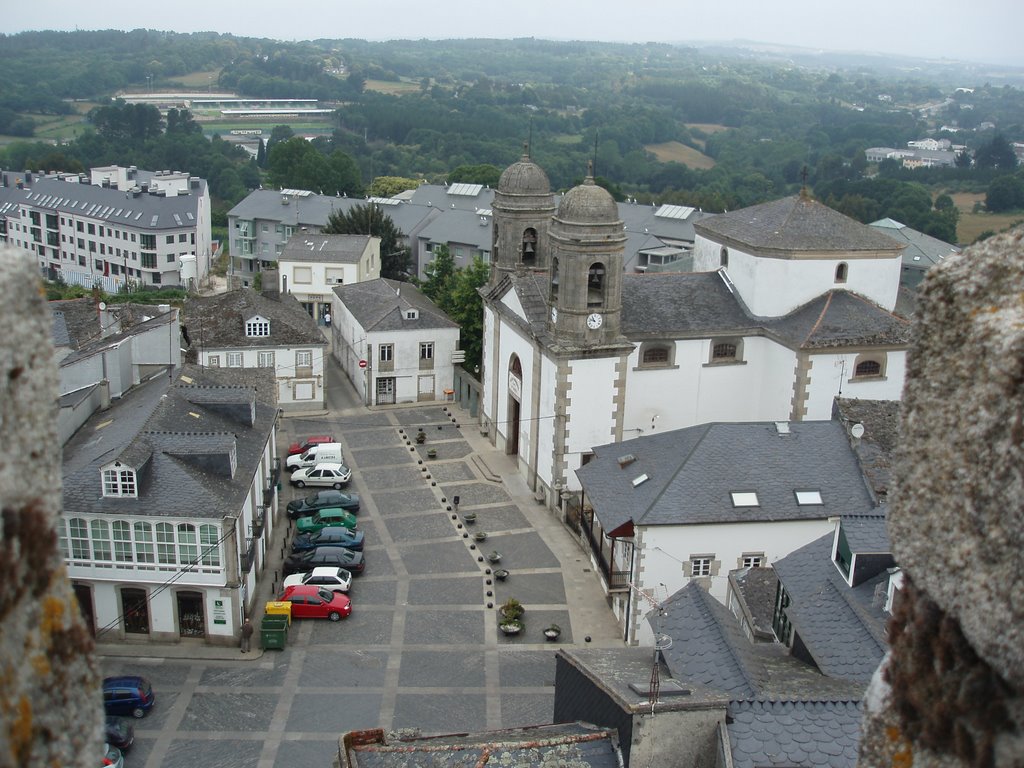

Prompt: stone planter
xmin=426 ymin=448 xmax=438 ymax=459
xmin=474 ymin=531 xmax=488 ymax=542
xmin=487 ymin=551 xmax=502 ymax=564
xmin=462 ymin=513 xmax=477 ymax=524
xmin=499 ymin=618 xmax=523 ymax=635
xmin=493 ymin=568 xmax=510 ymax=581
xmin=544 ymin=624 xmax=562 ymax=641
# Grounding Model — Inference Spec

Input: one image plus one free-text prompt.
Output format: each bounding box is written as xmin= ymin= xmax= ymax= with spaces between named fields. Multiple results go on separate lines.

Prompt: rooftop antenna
xmin=628 ymin=582 xmax=672 ymax=714
xmin=800 ymin=165 xmax=809 ymax=198
xmin=592 ymin=130 xmax=599 ymax=179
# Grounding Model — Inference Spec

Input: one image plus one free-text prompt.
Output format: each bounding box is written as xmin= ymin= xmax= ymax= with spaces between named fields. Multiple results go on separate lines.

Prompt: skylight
xmin=731 ymin=492 xmax=760 ymax=507
xmin=795 ymin=490 xmax=823 ymax=505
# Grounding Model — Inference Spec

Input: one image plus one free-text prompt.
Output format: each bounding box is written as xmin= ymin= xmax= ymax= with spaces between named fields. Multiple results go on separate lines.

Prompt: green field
xmin=646 ymin=141 xmax=716 ymax=169
xmin=164 ymin=68 xmax=223 ymax=88
xmin=365 ymin=79 xmax=421 ymax=95
xmin=948 ymin=191 xmax=1023 ymax=243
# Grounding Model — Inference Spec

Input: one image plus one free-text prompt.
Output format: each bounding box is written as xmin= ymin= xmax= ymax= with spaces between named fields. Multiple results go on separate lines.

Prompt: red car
xmin=279 ymin=585 xmax=352 ymax=621
xmin=287 ymin=434 xmax=335 ymax=456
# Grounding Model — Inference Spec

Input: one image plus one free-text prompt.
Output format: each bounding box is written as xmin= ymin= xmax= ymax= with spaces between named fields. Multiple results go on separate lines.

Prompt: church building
xmin=479 ymin=151 xmax=910 ymax=508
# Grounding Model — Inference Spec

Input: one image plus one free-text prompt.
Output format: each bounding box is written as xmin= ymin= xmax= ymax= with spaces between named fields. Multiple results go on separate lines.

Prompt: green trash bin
xmin=260 ymin=614 xmax=288 ymax=650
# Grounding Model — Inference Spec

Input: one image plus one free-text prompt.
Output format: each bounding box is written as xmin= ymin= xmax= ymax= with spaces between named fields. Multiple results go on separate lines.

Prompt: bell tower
xmin=490 ymin=144 xmax=556 ymax=285
xmin=548 ymin=167 xmax=626 ymax=346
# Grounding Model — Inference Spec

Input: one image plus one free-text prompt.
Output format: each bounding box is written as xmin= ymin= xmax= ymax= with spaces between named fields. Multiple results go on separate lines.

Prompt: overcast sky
xmin=6 ymin=0 xmax=1023 ymax=67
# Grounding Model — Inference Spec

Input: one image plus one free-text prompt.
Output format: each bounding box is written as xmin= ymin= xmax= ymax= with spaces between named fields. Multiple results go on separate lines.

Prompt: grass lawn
xmin=165 ymin=68 xmax=223 ymax=88
xmin=365 ymin=79 xmax=421 ymax=95
xmin=946 ymin=191 xmax=1024 ymax=244
xmin=646 ymin=141 xmax=716 ymax=169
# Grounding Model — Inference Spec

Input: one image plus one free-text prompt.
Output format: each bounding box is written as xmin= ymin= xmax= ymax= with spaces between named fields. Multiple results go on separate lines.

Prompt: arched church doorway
xmin=507 ymin=355 xmax=522 ymax=457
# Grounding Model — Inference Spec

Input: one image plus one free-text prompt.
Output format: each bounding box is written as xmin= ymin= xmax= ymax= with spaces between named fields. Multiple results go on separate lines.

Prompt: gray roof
xmin=496 ymin=271 xmax=910 ymax=351
xmin=833 ymin=399 xmax=901 ymax=502
xmin=61 ymin=365 xmax=277 ymax=520
xmin=727 ymin=699 xmax=863 ymax=768
xmin=870 ymin=218 xmax=960 ymax=270
xmin=279 ymin=233 xmax=374 ymax=263
xmin=183 ymin=288 xmax=325 ymax=349
xmin=407 ymin=182 xmax=496 ymax=211
xmin=418 ymin=207 xmax=492 ymax=251
xmin=576 ymin=421 xmax=877 ymax=534
xmin=0 ymin=171 xmax=205 ymax=230
xmin=695 ymin=195 xmax=905 ymax=254
xmin=61 ymin=306 xmax=177 ymax=367
xmin=49 ymin=298 xmax=101 ymax=350
xmin=772 ymin=523 xmax=890 ymax=681
xmin=730 ymin=566 xmax=780 ymax=640
xmin=658 ymin=583 xmax=864 ymax=702
xmin=334 ymin=278 xmax=458 ymax=332
xmin=341 ymin=722 xmax=621 ymax=768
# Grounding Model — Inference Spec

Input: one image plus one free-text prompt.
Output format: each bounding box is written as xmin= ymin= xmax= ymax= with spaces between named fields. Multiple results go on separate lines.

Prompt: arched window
xmin=587 ymin=262 xmax=606 ymax=307
xmin=90 ymin=519 xmax=112 ymax=561
xmin=852 ymin=353 xmax=886 ymax=379
xmin=713 ymin=342 xmax=737 ymax=360
xmin=112 ymin=521 xmax=133 ymax=563
xmin=69 ymin=518 xmax=89 ymax=559
xmin=708 ymin=337 xmax=744 ymax=364
xmin=199 ymin=525 xmax=221 ymax=567
xmin=720 ymin=246 xmax=729 ymax=268
xmin=156 ymin=522 xmax=176 ymax=565
xmin=639 ymin=342 xmax=673 ymax=368
xmin=550 ymin=257 xmax=559 ymax=301
xmin=134 ymin=521 xmax=155 ymax=563
xmin=521 ymin=228 xmax=538 ymax=266
xmin=178 ymin=523 xmax=198 ymax=566
xmin=835 ymin=262 xmax=848 ymax=283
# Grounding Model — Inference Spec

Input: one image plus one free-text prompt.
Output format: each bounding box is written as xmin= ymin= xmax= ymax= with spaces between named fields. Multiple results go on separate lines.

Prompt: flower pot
xmin=462 ymin=513 xmax=477 ymax=524
xmin=474 ymin=531 xmax=487 ymax=542
xmin=499 ymin=618 xmax=523 ymax=635
xmin=493 ymin=568 xmax=509 ymax=581
xmin=426 ymin=449 xmax=437 ymax=459
xmin=544 ymin=625 xmax=562 ymax=641
xmin=487 ymin=551 xmax=502 ymax=563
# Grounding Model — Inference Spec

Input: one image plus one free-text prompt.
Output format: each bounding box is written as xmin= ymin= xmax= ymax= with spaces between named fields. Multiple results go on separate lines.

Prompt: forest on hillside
xmin=2 ymin=30 xmax=1023 ymax=243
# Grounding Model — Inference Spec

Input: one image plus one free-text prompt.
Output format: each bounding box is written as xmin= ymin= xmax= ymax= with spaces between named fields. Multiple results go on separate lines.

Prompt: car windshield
xmin=303 ymin=493 xmax=321 ymax=505
xmin=318 ymin=588 xmax=334 ymax=602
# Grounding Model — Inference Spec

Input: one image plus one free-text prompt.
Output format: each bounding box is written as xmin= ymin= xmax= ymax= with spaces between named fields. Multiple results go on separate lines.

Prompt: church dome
xmin=556 ymin=176 xmax=619 ymax=225
xmin=498 ymin=153 xmax=551 ymax=196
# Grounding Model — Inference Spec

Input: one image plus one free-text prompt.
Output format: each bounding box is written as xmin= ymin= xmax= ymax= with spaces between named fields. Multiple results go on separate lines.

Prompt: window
xmin=167 ymin=253 xmax=175 ymax=263
xmin=713 ymin=342 xmax=737 ymax=360
xmin=102 ymin=465 xmax=137 ymax=498
xmin=639 ymin=343 xmax=673 ymax=367
xmin=246 ymin=318 xmax=270 ymax=337
xmin=854 ymin=359 xmax=882 ymax=378
xmin=731 ymin=491 xmax=759 ymax=507
xmin=90 ymin=519 xmax=112 ymax=561
xmin=155 ymin=523 xmax=176 ymax=564
xmin=166 ymin=235 xmax=175 ymax=244
xmin=226 ymin=352 xmax=242 ymax=367
xmin=208 ymin=355 xmax=220 ymax=367
xmin=257 ymin=351 xmax=275 ymax=368
xmin=420 ymin=342 xmax=434 ymax=360
xmin=587 ymin=262 xmax=606 ymax=307
xmin=134 ymin=522 xmax=154 ymax=563
xmin=69 ymin=518 xmax=89 ymax=559
xmin=835 ymin=262 xmax=848 ymax=283
xmin=199 ymin=524 xmax=220 ymax=567
xmin=741 ymin=553 xmax=764 ymax=569
xmin=691 ymin=557 xmax=712 ymax=577
xmin=179 ymin=233 xmax=188 ymax=242
xmin=720 ymin=246 xmax=729 ymax=268
xmin=177 ymin=524 xmax=198 ymax=566
xmin=708 ymin=337 xmax=744 ymax=365
xmin=112 ymin=521 xmax=133 ymax=563
xmin=379 ymin=344 xmax=393 ymax=363
xmin=795 ymin=490 xmax=823 ymax=505
xmin=295 ymin=350 xmax=313 ymax=369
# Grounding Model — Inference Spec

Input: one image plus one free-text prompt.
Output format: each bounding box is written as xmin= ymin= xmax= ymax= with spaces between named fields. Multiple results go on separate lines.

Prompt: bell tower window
xmin=550 ymin=257 xmax=559 ymax=301
xmin=521 ymin=228 xmax=538 ymax=266
xmin=587 ymin=262 xmax=606 ymax=307
xmin=835 ymin=262 xmax=848 ymax=283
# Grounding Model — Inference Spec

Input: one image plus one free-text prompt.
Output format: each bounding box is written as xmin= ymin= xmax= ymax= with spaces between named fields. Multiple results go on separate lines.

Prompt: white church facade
xmin=479 ymin=152 xmax=910 ymax=509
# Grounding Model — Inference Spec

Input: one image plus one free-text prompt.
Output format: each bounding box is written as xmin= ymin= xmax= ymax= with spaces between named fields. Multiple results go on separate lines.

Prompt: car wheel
xmin=131 ymin=707 xmax=145 ymax=719
xmin=333 ymin=483 xmax=342 ymax=490
xmin=295 ymin=480 xmax=305 ymax=488
xmin=328 ymin=611 xmax=341 ymax=621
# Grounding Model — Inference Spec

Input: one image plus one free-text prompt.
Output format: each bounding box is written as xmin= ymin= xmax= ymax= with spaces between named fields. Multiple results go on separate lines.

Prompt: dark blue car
xmin=103 ymin=676 xmax=155 ymax=718
xmin=292 ymin=526 xmax=365 ymax=552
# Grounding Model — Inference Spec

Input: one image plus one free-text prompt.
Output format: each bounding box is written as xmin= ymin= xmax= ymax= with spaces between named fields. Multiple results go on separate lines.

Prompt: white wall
xmin=199 ymin=345 xmax=325 ymax=411
xmin=364 ymin=325 xmax=459 ymax=405
xmin=631 ymin=517 xmax=835 ymax=644
xmin=803 ymin=350 xmax=907 ymax=419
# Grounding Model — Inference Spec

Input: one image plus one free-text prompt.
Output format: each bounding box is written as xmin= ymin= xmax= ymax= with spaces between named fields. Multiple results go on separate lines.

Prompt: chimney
xmin=261 ymin=270 xmax=280 ymax=301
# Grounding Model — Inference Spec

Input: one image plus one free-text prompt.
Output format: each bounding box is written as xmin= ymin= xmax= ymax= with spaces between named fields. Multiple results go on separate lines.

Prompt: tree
xmin=323 ymin=203 xmax=411 ymax=279
xmin=448 ymin=164 xmax=502 ymax=186
xmin=369 ymin=176 xmax=421 ymax=197
xmin=934 ymin=193 xmax=955 ymax=211
xmin=267 ymin=124 xmax=294 ymax=151
xmin=445 ymin=256 xmax=490 ymax=374
xmin=419 ymin=244 xmax=455 ymax=305
xmin=974 ymin=134 xmax=1018 ymax=171
xmin=266 ymin=138 xmax=362 ymax=195
xmin=985 ymin=175 xmax=1024 ymax=212
xmin=255 ymin=138 xmax=267 ymax=168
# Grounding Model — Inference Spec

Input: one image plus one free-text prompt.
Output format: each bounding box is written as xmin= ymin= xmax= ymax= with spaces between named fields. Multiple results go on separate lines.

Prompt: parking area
xmin=99 ymin=361 xmax=622 ymax=768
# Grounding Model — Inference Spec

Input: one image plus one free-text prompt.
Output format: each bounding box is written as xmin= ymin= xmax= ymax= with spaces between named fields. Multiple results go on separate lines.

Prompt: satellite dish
xmin=850 ymin=423 xmax=865 ymax=439
xmin=98 ymin=302 xmax=107 ymax=310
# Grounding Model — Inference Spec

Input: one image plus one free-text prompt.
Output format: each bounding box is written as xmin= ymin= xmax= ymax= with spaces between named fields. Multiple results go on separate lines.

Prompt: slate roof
xmin=657 ymin=583 xmax=864 ymax=701
xmin=729 ymin=567 xmax=780 ymax=640
xmin=494 ymin=271 xmax=910 ymax=351
xmin=694 ymin=195 xmax=905 ymax=254
xmin=335 ymin=278 xmax=458 ymax=332
xmin=727 ymin=699 xmax=863 ymax=768
xmin=279 ymin=234 xmax=373 ymax=264
xmin=61 ymin=306 xmax=177 ymax=367
xmin=341 ymin=722 xmax=621 ymax=768
xmin=50 ymin=298 xmax=102 ymax=350
xmin=61 ymin=365 xmax=277 ymax=520
xmin=772 ymin=523 xmax=890 ymax=681
xmin=0 ymin=171 xmax=206 ymax=231
xmin=576 ymin=421 xmax=877 ymax=534
xmin=870 ymin=218 xmax=960 ymax=271
xmin=418 ymin=207 xmax=493 ymax=250
xmin=182 ymin=288 xmax=324 ymax=349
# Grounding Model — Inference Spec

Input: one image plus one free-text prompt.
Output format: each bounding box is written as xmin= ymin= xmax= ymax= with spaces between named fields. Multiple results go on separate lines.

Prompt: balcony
xmin=241 ymin=536 xmax=256 ymax=573
xmin=251 ymin=506 xmax=268 ymax=539
xmin=270 ymin=457 xmax=281 ymax=486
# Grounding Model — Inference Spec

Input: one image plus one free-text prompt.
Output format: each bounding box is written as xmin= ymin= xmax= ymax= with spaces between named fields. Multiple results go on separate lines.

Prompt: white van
xmin=286 ymin=442 xmax=344 ymax=471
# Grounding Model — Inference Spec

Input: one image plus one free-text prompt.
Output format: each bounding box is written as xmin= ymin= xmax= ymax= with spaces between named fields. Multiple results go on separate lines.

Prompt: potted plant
xmin=499 ymin=597 xmax=524 ymax=622
xmin=499 ymin=617 xmax=523 ymax=635
xmin=415 ymin=429 xmax=427 ymax=444
xmin=493 ymin=568 xmax=510 ymax=581
xmin=544 ymin=623 xmax=562 ymax=641
xmin=462 ymin=512 xmax=477 ymax=524
xmin=487 ymin=550 xmax=502 ymax=564
xmin=426 ymin=448 xmax=438 ymax=459
xmin=474 ymin=531 xmax=487 ymax=542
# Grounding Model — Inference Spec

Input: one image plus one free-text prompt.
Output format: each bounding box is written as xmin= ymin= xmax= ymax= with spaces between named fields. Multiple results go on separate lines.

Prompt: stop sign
xmin=358 ymin=360 xmax=367 ymax=369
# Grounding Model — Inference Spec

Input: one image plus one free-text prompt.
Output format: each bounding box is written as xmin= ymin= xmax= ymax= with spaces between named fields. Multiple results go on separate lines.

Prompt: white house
xmin=60 ymin=365 xmax=280 ymax=647
xmin=278 ymin=233 xmax=380 ymax=322
xmin=184 ymin=287 xmax=328 ymax=412
xmin=480 ymin=153 xmax=911 ymax=508
xmin=575 ymin=420 xmax=878 ymax=643
xmin=331 ymin=278 xmax=460 ymax=406
xmin=0 ymin=166 xmax=212 ymax=291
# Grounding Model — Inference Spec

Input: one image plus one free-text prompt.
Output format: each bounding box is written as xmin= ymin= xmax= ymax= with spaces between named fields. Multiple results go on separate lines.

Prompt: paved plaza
xmin=98 ymin=361 xmax=623 ymax=767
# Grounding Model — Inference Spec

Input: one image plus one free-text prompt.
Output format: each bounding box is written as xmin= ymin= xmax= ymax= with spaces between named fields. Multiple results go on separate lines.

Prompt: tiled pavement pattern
xmin=99 ymin=362 xmax=623 ymax=768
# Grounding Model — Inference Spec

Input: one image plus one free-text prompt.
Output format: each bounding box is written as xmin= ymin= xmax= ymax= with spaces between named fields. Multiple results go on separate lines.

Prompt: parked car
xmin=290 ymin=462 xmax=352 ymax=489
xmin=102 ymin=676 xmax=155 ymax=719
xmin=284 ymin=546 xmax=365 ymax=576
xmin=287 ymin=434 xmax=335 ymax=456
xmin=286 ymin=442 xmax=344 ymax=472
xmin=279 ymin=584 xmax=352 ymax=620
xmin=282 ymin=566 xmax=353 ymax=594
xmin=104 ymin=716 xmax=134 ymax=752
xmin=102 ymin=743 xmax=124 ymax=768
xmin=292 ymin=526 xmax=365 ymax=552
xmin=295 ymin=508 xmax=358 ymax=534
xmin=287 ymin=489 xmax=360 ymax=519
